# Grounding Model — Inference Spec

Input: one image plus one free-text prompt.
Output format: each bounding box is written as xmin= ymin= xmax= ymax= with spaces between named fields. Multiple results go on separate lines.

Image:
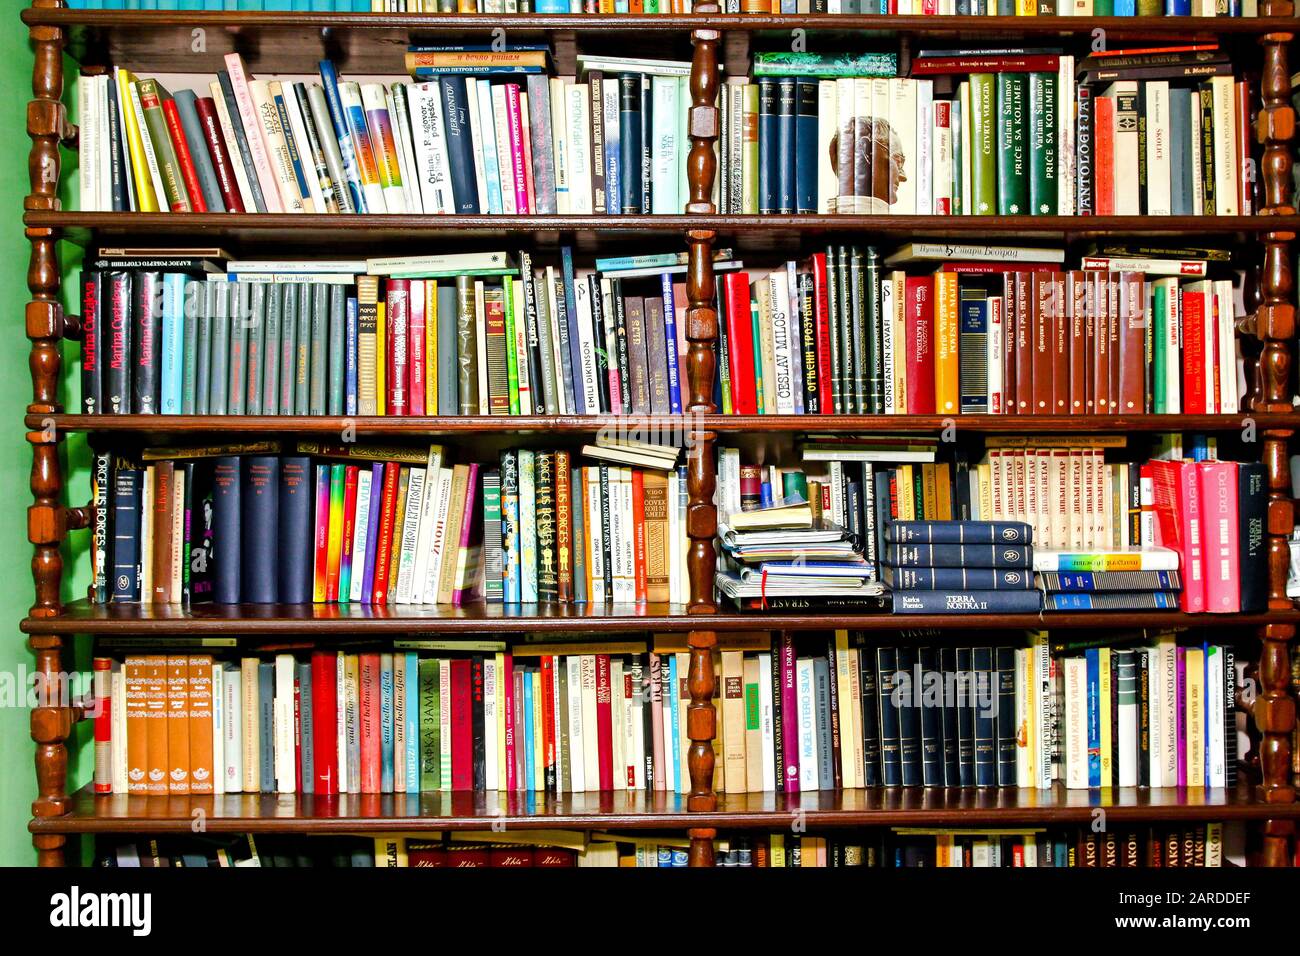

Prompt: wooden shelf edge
xmin=30 ymin=782 xmax=1299 ymax=835
xmin=22 ymin=604 xmax=1300 ymax=634
xmin=23 ymin=9 xmax=1300 ymax=36
xmin=29 ymin=412 xmax=1300 ymax=435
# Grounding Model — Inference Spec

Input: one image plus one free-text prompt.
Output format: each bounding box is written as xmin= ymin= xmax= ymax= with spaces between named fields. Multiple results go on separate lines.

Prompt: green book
xmin=1028 ymin=72 xmax=1058 ymax=217
xmin=262 ymin=280 xmax=281 ymax=416
xmin=310 ymin=283 xmax=329 ymax=416
xmin=208 ymin=281 xmax=230 ymax=416
xmin=182 ymin=281 xmax=202 ymax=415
xmin=1093 ymin=0 xmax=1114 ymax=12
xmin=245 ymin=282 xmax=266 ymax=417
xmin=418 ymin=658 xmax=439 ymax=793
xmin=835 ymin=246 xmax=855 ymax=415
xmin=750 ymin=296 xmax=765 ymax=414
xmin=503 ymin=277 xmax=520 ymax=416
xmin=996 ymin=73 xmax=1028 ymax=216
xmin=295 ymin=282 xmax=311 ymax=415
xmin=1152 ymin=281 xmax=1168 ymax=414
xmin=751 ymin=51 xmax=898 ymax=79
xmin=227 ymin=282 xmax=250 ymax=416
xmin=970 ymin=74 xmax=998 ymax=216
xmin=279 ymin=283 xmax=299 ymax=415
xmin=328 ymin=284 xmax=346 ymax=416
xmin=135 ymin=79 xmax=193 ymax=212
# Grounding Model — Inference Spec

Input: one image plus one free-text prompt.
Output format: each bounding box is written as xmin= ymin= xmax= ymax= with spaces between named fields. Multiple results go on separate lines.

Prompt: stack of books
xmin=76 ymin=50 xmax=696 ymax=216
xmin=714 ymin=502 xmax=884 ymax=610
xmin=715 ymin=242 xmax=1242 ymax=417
xmin=882 ymin=519 xmax=1043 ymax=614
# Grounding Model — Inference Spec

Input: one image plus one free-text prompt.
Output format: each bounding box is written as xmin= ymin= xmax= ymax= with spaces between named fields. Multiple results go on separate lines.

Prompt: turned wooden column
xmin=26 ymin=0 xmax=72 ymax=868
xmin=1251 ymin=13 xmax=1297 ymax=867
xmin=684 ymin=7 xmax=721 ymax=868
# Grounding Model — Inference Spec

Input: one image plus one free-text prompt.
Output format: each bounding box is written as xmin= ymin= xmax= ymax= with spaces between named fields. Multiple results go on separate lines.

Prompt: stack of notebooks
xmin=882 ymin=520 xmax=1043 ymax=614
xmin=714 ymin=501 xmax=884 ymax=610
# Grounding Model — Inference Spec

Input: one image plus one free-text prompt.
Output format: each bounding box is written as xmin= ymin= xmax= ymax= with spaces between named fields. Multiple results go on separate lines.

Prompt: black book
xmin=973 ymin=646 xmax=996 ymax=787
xmin=956 ymin=646 xmax=975 ymax=787
xmin=858 ymin=646 xmax=880 ymax=787
xmin=1238 ymin=461 xmax=1268 ymax=613
xmin=104 ymin=271 xmax=133 ymax=414
xmin=939 ymin=645 xmax=961 ymax=787
xmin=110 ymin=461 xmax=142 ymax=603
xmin=1224 ymin=646 xmax=1237 ymax=788
xmin=91 ymin=452 xmax=111 ymax=604
xmin=240 ymin=456 xmax=279 ymax=604
xmin=824 ymin=637 xmax=842 ymax=789
xmin=180 ymin=460 xmax=215 ymax=605
xmin=618 ymin=74 xmax=642 ymax=214
xmin=837 ymin=246 xmax=857 ymax=413
xmin=587 ymin=273 xmax=610 ymax=414
xmin=471 ymin=656 xmax=487 ymax=792
xmin=550 ymin=266 xmax=577 ymax=416
xmin=278 ymin=455 xmax=314 ymax=604
xmin=995 ymin=646 xmax=1017 ymax=787
xmin=81 ymin=270 xmax=103 ymax=415
xmin=640 ymin=654 xmax=656 ymax=791
xmin=211 ymin=457 xmax=241 ymax=603
xmin=438 ymin=76 xmax=480 ymax=213
xmin=611 ymin=279 xmax=632 ymax=414
xmin=518 ymin=251 xmax=547 ymax=414
xmin=917 ymin=646 xmax=944 ymax=787
xmin=1110 ymin=648 xmax=1122 ymax=789
xmin=639 ymin=75 xmax=653 ymax=214
xmin=1137 ymin=648 xmax=1151 ymax=788
xmin=598 ymin=465 xmax=613 ymax=598
xmin=896 ymin=645 xmax=921 ymax=786
xmin=131 ymin=271 xmax=162 ymax=414
xmin=103 ymin=78 xmax=129 ymax=211
xmin=864 ymin=247 xmax=883 ymax=414
xmin=876 ymin=646 xmax=902 ymax=787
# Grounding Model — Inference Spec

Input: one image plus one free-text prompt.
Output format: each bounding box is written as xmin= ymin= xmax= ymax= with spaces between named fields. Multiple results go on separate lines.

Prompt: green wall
xmin=0 ymin=29 xmax=92 ymax=867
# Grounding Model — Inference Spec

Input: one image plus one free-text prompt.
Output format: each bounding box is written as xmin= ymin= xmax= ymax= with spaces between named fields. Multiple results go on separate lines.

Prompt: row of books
xmin=715 ymin=436 xmax=1268 ymax=614
xmin=718 ymin=47 xmax=1253 ymax=218
xmin=717 ymin=824 xmax=1230 ymax=869
xmin=77 ymin=50 xmax=699 ymax=217
xmin=63 ymin=1 xmax=1266 ymax=16
xmin=78 ymin=247 xmax=699 ymax=418
xmin=715 ymin=244 xmax=1242 ymax=417
xmin=91 ymin=640 xmax=717 ymax=796
xmin=93 ymin=443 xmax=691 ymax=606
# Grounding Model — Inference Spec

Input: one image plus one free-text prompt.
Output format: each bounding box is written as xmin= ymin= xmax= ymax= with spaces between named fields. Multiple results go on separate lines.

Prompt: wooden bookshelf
xmin=20 ymin=0 xmax=1299 ymax=867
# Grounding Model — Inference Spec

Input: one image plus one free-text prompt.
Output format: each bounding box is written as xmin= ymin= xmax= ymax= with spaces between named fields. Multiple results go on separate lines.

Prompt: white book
xmin=389 ymin=85 xmax=422 ymax=215
xmin=914 ymin=78 xmax=933 ymax=219
xmin=890 ymin=77 xmax=917 ymax=215
xmin=932 ymin=100 xmax=953 ymax=214
xmin=621 ymin=469 xmax=638 ymax=601
xmin=658 ymin=656 xmax=676 ymax=793
xmin=1105 ymin=81 xmax=1140 ymax=215
xmin=356 ymin=82 xmax=405 ymax=214
xmin=1015 ymin=648 xmax=1031 ymax=788
xmin=1210 ymin=74 xmax=1240 ymax=215
xmin=1145 ymin=81 xmax=1172 ymax=216
xmin=581 ymin=655 xmax=600 ymax=790
xmin=79 ymin=75 xmax=101 ymax=212
xmin=650 ymin=76 xmax=680 ymax=214
xmin=249 ymin=81 xmax=306 ymax=213
xmin=1216 ymin=279 xmax=1238 ymax=414
xmin=222 ymin=664 xmax=242 ymax=794
xmin=1064 ymin=656 xmax=1087 ymax=789
xmin=488 ymin=84 xmax=516 ymax=215
xmin=208 ymin=80 xmax=255 ymax=213
xmin=610 ymin=658 xmax=626 ymax=792
xmin=1155 ymin=277 xmax=1181 ymax=413
xmin=111 ymin=666 xmax=128 ymax=793
xmin=544 ymin=267 xmax=569 ymax=414
xmin=796 ymin=658 xmax=819 ymax=792
xmin=483 ymin=656 xmax=498 ymax=791
xmin=566 ymin=656 xmax=586 ymax=792
xmin=566 ymin=83 xmax=593 ymax=214
xmin=280 ymin=81 xmax=324 ymax=213
xmin=758 ymin=652 xmax=775 ymax=792
xmin=408 ymin=81 xmax=455 ymax=215
xmin=549 ymin=77 xmax=571 ymax=214
xmin=393 ymin=466 xmax=426 ymax=603
xmin=411 ymin=447 xmax=445 ymax=604
xmin=987 ymin=293 xmax=1004 ymax=413
xmin=1057 ymin=57 xmax=1075 ymax=215
xmin=586 ymin=468 xmax=606 ymax=603
xmin=335 ymin=652 xmax=348 ymax=793
xmin=209 ymin=662 xmax=224 ymax=797
xmin=608 ymin=469 xmax=627 ymax=601
xmin=816 ymin=80 xmax=838 ymax=214
xmin=1159 ymin=636 xmax=1178 ymax=787
xmin=1206 ymin=646 xmax=1225 ymax=788
xmin=959 ymin=81 xmax=973 ymax=215
xmin=1145 ymin=647 xmax=1162 ymax=789
xmin=128 ymin=81 xmax=169 ymax=217
xmin=1118 ymin=652 xmax=1138 ymax=788
xmin=348 ymin=468 xmax=373 ymax=603
xmin=274 ymin=654 xmax=295 ymax=794
xmin=767 ymin=270 xmax=795 ymax=414
xmin=222 ymin=53 xmax=283 ymax=212
xmin=572 ymin=277 xmax=602 ymax=412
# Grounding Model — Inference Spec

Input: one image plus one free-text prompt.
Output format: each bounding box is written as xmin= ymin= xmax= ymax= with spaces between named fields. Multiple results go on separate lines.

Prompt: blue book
xmin=813 ymin=656 xmax=834 ymax=789
xmin=604 ymin=90 xmax=621 ymax=216
xmin=660 ymin=274 xmax=682 ymax=414
xmin=211 ymin=457 xmax=241 ymax=603
xmin=158 ymin=274 xmax=186 ymax=414
xmin=405 ymin=652 xmax=420 ymax=793
xmin=1086 ymin=648 xmax=1101 ymax=787
xmin=318 ymin=61 xmax=367 ymax=213
xmin=794 ymin=79 xmax=818 ymax=213
xmin=111 ymin=466 xmax=144 ymax=602
xmin=972 ymin=647 xmax=997 ymax=787
xmin=886 ymin=520 xmax=1033 ymax=544
xmin=955 ymin=646 xmax=975 ymax=787
xmin=1166 ymin=0 xmax=1191 ymax=11
xmin=668 ymin=654 xmax=681 ymax=793
xmin=657 ymin=847 xmax=673 ymax=867
xmin=535 ymin=0 xmax=569 ymax=10
xmin=259 ymin=662 xmax=275 ymax=792
xmin=380 ymin=655 xmax=394 ymax=794
xmin=896 ymin=646 xmax=921 ymax=787
xmin=618 ymin=75 xmax=642 ymax=213
xmin=277 ymin=456 xmax=313 ymax=604
xmin=885 ymin=543 xmax=1033 ymax=569
xmin=1046 ymin=591 xmax=1181 ymax=610
xmin=939 ymin=646 xmax=961 ymax=787
xmin=240 ymin=456 xmax=280 ymax=603
xmin=876 ymin=647 xmax=901 ymax=787
xmin=523 ymin=667 xmax=535 ymax=791
xmin=265 ymin=0 xmax=292 ymax=9
xmin=344 ymin=296 xmax=358 ymax=415
xmin=298 ymin=660 xmax=314 ymax=795
xmin=1114 ymin=0 xmax=1135 ymax=11
xmin=883 ymin=566 xmax=1033 ymax=590
xmin=891 ymin=589 xmax=1042 ymax=614
xmin=917 ymin=646 xmax=945 ymax=787
xmin=1038 ymin=569 xmax=1180 ymax=592
xmin=995 ymin=646 xmax=1017 ymax=786
xmin=757 ymin=78 xmax=777 ymax=214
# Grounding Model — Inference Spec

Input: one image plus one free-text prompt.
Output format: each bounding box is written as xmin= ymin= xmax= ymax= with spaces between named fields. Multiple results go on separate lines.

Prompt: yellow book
xmin=921 ymin=462 xmax=937 ymax=519
xmin=834 ymin=631 xmax=860 ymax=789
xmin=1099 ymin=647 xmax=1112 ymax=786
xmin=770 ymin=833 xmax=786 ymax=868
xmin=376 ymin=301 xmax=387 ymax=415
xmin=934 ymin=271 xmax=960 ymax=414
xmin=1186 ymin=647 xmax=1205 ymax=787
xmin=721 ymin=650 xmax=747 ymax=794
xmin=898 ymin=464 xmax=916 ymax=520
xmin=1016 ymin=0 xmax=1037 ymax=12
xmin=115 ymin=69 xmax=160 ymax=212
xmin=936 ymin=462 xmax=953 ymax=520
xmin=426 ymin=280 xmax=438 ymax=414
xmin=373 ymin=837 xmax=407 ymax=867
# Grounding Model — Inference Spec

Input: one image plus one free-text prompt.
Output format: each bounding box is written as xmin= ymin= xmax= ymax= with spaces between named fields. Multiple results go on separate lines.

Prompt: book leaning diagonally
xmin=223 ymin=53 xmax=283 ymax=213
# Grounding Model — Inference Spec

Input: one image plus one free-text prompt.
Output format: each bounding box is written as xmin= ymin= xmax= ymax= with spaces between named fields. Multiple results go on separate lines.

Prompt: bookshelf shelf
xmin=19 ymin=0 xmax=1299 ymax=868
xmin=31 ymin=412 xmax=1300 ymax=437
xmin=33 ymin=781 xmax=1300 ymax=836
xmin=22 ymin=601 xmax=1300 ymax=635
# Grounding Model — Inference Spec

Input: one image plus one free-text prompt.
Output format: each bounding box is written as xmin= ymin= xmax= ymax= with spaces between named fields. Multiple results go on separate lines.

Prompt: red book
xmin=385 ymin=280 xmax=410 ymax=416
xmin=811 ymin=253 xmax=833 ymax=407
xmin=535 ymin=848 xmax=576 ymax=867
xmin=631 ymin=470 xmax=647 ymax=603
xmin=1093 ymin=96 xmax=1115 ymax=215
xmin=904 ymin=276 xmax=935 ymax=414
xmin=450 ymin=659 xmax=473 ymax=790
xmin=312 ymin=464 xmax=331 ymax=603
xmin=1181 ymin=288 xmax=1207 ymax=414
xmin=911 ymin=54 xmax=1060 ymax=75
xmin=1199 ymin=460 xmax=1240 ymax=613
xmin=370 ymin=462 xmax=401 ymax=605
xmin=311 ymin=651 xmax=339 ymax=795
xmin=359 ymin=653 xmax=381 ymax=793
xmin=160 ymin=98 xmax=208 ymax=213
xmin=502 ymin=652 xmax=515 ymax=791
xmin=408 ymin=281 xmax=426 ymax=417
xmin=595 ymin=654 xmax=613 ymax=791
xmin=1150 ymin=461 xmax=1206 ymax=613
xmin=93 ymin=658 xmax=112 ymax=794
xmin=407 ymin=842 xmax=447 ymax=866
xmin=723 ymin=271 xmax=757 ymax=414
xmin=193 ymin=96 xmax=245 ymax=213
xmin=489 ymin=846 xmax=534 ymax=867
xmin=293 ymin=673 xmax=302 ymax=794
xmin=541 ymin=655 xmax=555 ymax=792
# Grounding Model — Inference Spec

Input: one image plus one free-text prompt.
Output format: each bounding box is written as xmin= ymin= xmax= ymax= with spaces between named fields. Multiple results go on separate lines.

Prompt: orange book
xmin=933 ymin=271 xmax=960 ymax=416
xmin=166 ymin=653 xmax=190 ymax=794
xmin=151 ymin=461 xmax=174 ymax=604
xmin=188 ymin=655 xmax=215 ymax=795
xmin=631 ymin=470 xmax=647 ymax=603
xmin=125 ymin=657 xmax=149 ymax=794
xmin=143 ymin=655 xmax=169 ymax=795
xmin=643 ymin=472 xmax=670 ymax=603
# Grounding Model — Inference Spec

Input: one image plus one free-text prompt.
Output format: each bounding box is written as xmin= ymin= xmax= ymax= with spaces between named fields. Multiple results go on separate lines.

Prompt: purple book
xmin=780 ymin=632 xmax=800 ymax=794
xmin=453 ymin=463 xmax=483 ymax=607
xmin=1176 ymin=646 xmax=1187 ymax=788
xmin=360 ymin=461 xmax=384 ymax=604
